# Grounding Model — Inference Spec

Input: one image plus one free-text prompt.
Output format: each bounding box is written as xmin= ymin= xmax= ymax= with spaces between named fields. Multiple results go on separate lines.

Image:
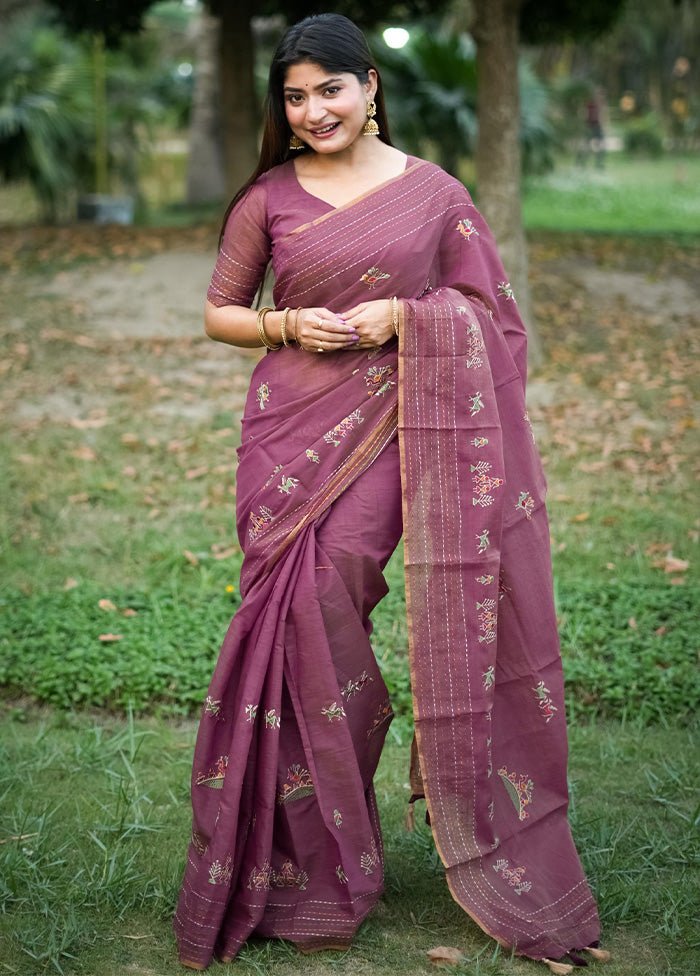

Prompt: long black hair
xmin=218 ymin=13 xmax=392 ymax=246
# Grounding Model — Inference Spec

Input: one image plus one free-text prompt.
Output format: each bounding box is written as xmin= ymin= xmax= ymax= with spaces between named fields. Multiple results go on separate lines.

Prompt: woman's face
xmin=283 ymin=61 xmax=377 ymax=155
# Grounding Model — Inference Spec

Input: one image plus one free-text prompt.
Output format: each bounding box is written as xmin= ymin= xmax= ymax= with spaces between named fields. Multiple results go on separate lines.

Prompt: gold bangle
xmin=256 ymin=306 xmax=281 ymax=350
xmin=280 ymin=307 xmax=291 ymax=347
xmin=292 ymin=307 xmax=303 ymax=343
xmin=391 ymin=296 xmax=399 ymax=336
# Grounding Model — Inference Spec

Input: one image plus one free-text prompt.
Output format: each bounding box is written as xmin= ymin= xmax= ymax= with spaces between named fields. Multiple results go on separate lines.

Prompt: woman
xmin=174 ymin=14 xmax=607 ymax=974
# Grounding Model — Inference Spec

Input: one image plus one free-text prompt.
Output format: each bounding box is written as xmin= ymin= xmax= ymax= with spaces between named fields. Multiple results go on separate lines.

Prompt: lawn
xmin=1 ymin=154 xmax=699 ymax=974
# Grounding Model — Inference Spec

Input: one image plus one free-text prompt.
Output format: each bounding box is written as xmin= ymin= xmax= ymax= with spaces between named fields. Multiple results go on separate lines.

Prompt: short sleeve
xmin=207 ymin=180 xmax=271 ymax=307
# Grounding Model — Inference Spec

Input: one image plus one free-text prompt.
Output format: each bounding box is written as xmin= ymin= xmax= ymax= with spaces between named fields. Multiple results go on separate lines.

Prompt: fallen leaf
xmin=213 ymin=546 xmax=239 ymax=560
xmin=123 ymin=608 xmax=138 ymax=617
xmin=98 ymin=599 xmax=117 ymax=612
xmin=629 ymin=617 xmax=637 ymax=630
xmin=427 ymin=947 xmax=464 ymax=967
xmin=186 ymin=466 xmax=209 ymax=480
xmin=570 ymin=512 xmax=590 ymax=522
xmin=654 ymin=626 xmax=666 ymax=636
xmin=98 ymin=633 xmax=122 ymax=642
xmin=63 ymin=577 xmax=79 ymax=590
xmin=68 ymin=492 xmax=89 ymax=503
xmin=70 ymin=417 xmax=109 ymax=429
xmin=184 ymin=549 xmax=199 ymax=566
xmin=71 ymin=446 xmax=96 ymax=461
xmin=664 ymin=555 xmax=689 ymax=573
xmin=123 ymin=465 xmax=137 ymax=478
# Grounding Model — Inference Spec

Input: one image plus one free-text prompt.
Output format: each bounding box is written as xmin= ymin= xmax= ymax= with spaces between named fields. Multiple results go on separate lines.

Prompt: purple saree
xmin=174 ymin=159 xmax=601 ymax=969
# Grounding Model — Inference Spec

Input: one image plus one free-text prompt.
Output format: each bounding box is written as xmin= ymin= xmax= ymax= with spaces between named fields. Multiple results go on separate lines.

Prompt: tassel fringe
xmin=405 ymin=801 xmax=416 ymax=832
xmin=584 ymin=947 xmax=611 ymax=963
xmin=542 ymin=960 xmax=574 ymax=975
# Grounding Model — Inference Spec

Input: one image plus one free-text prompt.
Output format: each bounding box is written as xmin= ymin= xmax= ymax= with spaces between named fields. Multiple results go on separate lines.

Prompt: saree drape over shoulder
xmin=174 ymin=159 xmax=601 ymax=970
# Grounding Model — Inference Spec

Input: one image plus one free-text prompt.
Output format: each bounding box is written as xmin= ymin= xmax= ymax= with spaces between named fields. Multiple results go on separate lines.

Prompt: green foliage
xmin=520 ymin=0 xmax=626 ymax=45
xmin=623 ymin=114 xmax=665 ymax=157
xmin=45 ymin=0 xmax=154 ymax=47
xmin=255 ymin=0 xmax=450 ymax=31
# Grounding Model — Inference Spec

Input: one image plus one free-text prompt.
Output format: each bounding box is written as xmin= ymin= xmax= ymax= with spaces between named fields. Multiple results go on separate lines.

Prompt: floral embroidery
xmin=475 ymin=574 xmax=494 ymax=585
xmin=277 ymin=764 xmax=314 ymax=805
xmin=472 ymin=436 xmax=489 ymax=448
xmin=497 ymin=281 xmax=515 ymax=301
xmin=196 ymin=755 xmax=228 ymax=789
xmin=488 ymin=800 xmax=495 ymax=822
xmin=360 ymin=838 xmax=380 ymax=875
xmin=191 ymin=829 xmax=208 ymax=856
xmin=264 ymin=708 xmax=281 ymax=730
xmin=277 ymin=475 xmax=299 ymax=495
xmin=336 ymin=864 xmax=348 ymax=884
xmin=340 ymin=670 xmax=373 ymax=700
xmin=333 ymin=808 xmax=343 ymax=829
xmin=465 ymin=323 xmax=485 ymax=369
xmin=532 ymin=681 xmax=558 ymax=723
xmin=482 ymin=665 xmax=495 ymax=690
xmin=305 ymin=448 xmax=320 ymax=464
xmin=365 ymin=365 xmax=396 ymax=397
xmin=247 ymin=859 xmax=272 ymax=891
xmin=264 ymin=464 xmax=283 ymax=488
xmin=324 ymin=408 xmax=364 ymax=447
xmin=367 ymin=698 xmax=393 ymax=739
xmin=256 ymin=383 xmax=270 ymax=410
xmin=204 ymin=695 xmax=222 ymax=718
xmin=469 ymin=392 xmax=484 ymax=416
xmin=457 ymin=218 xmax=479 ymax=241
xmin=494 ymin=858 xmax=532 ymax=895
xmin=516 ymin=491 xmax=535 ymax=521
xmin=209 ymin=854 xmax=233 ymax=886
xmin=321 ymin=701 xmax=346 ymax=722
xmin=272 ymin=859 xmax=309 ymax=890
xmin=498 ymin=766 xmax=534 ymax=821
xmin=486 ymin=735 xmax=493 ymax=778
xmin=360 ymin=266 xmax=390 ymax=288
xmin=245 ymin=703 xmax=258 ymax=723
xmin=472 ymin=461 xmax=504 ymax=509
xmin=476 ymin=528 xmax=490 ymax=554
xmin=477 ymin=598 xmax=498 ymax=644
xmin=249 ymin=505 xmax=273 ymax=540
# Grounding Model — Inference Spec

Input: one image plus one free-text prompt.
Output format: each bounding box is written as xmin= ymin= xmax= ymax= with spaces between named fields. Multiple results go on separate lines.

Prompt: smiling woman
xmin=173 ymin=12 xmax=606 ymax=975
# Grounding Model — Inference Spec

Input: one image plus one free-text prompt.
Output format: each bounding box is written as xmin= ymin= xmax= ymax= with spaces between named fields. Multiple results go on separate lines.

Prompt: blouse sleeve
xmin=206 ymin=180 xmax=271 ymax=307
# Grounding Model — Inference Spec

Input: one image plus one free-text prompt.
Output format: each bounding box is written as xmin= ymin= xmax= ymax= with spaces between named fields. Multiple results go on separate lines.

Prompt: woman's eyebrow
xmin=283 ymin=77 xmax=344 ymax=93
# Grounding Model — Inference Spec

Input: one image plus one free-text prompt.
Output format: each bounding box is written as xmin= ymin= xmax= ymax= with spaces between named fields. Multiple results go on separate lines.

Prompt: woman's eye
xmin=286 ymin=94 xmax=302 ymax=105
xmin=324 ymin=87 xmax=340 ymax=96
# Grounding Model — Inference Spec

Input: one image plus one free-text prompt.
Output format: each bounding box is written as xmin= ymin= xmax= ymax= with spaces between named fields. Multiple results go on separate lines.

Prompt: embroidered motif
xmin=245 ymin=703 xmax=258 ymax=723
xmin=469 ymin=392 xmax=484 ymax=416
xmin=333 ymin=808 xmax=343 ymax=829
xmin=360 ymin=266 xmax=390 ymax=288
xmin=476 ymin=528 xmax=490 ymax=554
xmin=249 ymin=505 xmax=273 ymax=540
xmin=272 ymin=859 xmax=309 ymax=890
xmin=475 ymin=574 xmax=494 ymax=585
xmin=305 ymin=448 xmax=320 ymax=464
xmin=340 ymin=670 xmax=373 ymax=700
xmin=360 ymin=838 xmax=380 ymax=875
xmin=264 ymin=708 xmax=281 ymax=730
xmin=365 ymin=365 xmax=396 ymax=397
xmin=494 ymin=858 xmax=532 ymax=895
xmin=336 ymin=864 xmax=348 ymax=884
xmin=367 ymin=698 xmax=393 ymax=739
xmin=523 ymin=411 xmax=536 ymax=444
xmin=488 ymin=800 xmax=495 ymax=822
xmin=277 ymin=764 xmax=314 ymax=805
xmin=196 ymin=755 xmax=228 ymax=789
xmin=498 ymin=572 xmax=512 ymax=600
xmin=477 ymin=598 xmax=498 ymax=644
xmin=204 ymin=695 xmax=222 ymax=718
xmin=482 ymin=665 xmax=495 ymax=690
xmin=465 ymin=323 xmax=485 ymax=369
xmin=497 ymin=281 xmax=515 ymax=301
xmin=256 ymin=383 xmax=270 ymax=410
xmin=247 ymin=859 xmax=272 ymax=891
xmin=472 ymin=436 xmax=489 ymax=448
xmin=472 ymin=461 xmax=504 ymax=509
xmin=264 ymin=464 xmax=283 ymax=488
xmin=532 ymin=681 xmax=558 ymax=723
xmin=208 ymin=854 xmax=233 ymax=886
xmin=191 ymin=829 xmax=208 ymax=856
xmin=323 ymin=408 xmax=364 ymax=447
xmin=498 ymin=766 xmax=534 ymax=821
xmin=321 ymin=701 xmax=346 ymax=722
xmin=516 ymin=491 xmax=535 ymax=521
xmin=487 ymin=735 xmax=493 ymax=778
xmin=277 ymin=475 xmax=300 ymax=495
xmin=457 ymin=218 xmax=479 ymax=241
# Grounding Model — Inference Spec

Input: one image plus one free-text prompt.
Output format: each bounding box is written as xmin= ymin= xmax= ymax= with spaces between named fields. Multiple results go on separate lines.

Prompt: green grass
xmin=523 ymin=154 xmax=700 ymax=234
xmin=0 ymin=709 xmax=697 ymax=975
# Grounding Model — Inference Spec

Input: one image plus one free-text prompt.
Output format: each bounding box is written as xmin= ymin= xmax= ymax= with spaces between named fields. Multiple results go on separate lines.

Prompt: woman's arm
xmin=204 ymin=301 xmax=359 ymax=351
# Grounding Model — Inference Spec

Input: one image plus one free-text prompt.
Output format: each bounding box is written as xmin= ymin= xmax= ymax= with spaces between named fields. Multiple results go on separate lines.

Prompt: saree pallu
xmin=174 ymin=160 xmax=600 ymax=969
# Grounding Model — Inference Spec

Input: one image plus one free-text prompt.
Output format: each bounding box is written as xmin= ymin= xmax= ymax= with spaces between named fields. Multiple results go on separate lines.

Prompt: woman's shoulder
xmin=404 ymin=155 xmax=473 ymax=202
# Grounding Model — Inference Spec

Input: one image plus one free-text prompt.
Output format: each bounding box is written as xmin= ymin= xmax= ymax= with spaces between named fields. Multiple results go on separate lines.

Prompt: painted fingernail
xmin=350 ymin=335 xmax=360 ymax=342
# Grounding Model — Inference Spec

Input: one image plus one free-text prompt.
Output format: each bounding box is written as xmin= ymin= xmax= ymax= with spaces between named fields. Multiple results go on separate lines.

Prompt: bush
xmin=623 ymin=114 xmax=665 ymax=157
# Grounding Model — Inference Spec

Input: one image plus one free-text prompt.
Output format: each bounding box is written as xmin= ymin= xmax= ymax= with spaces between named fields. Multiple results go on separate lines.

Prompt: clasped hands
xmin=293 ymin=300 xmax=395 ymax=353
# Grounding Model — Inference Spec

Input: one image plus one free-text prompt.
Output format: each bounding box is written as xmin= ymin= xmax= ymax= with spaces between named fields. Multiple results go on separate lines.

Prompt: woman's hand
xmin=293 ymin=307 xmax=359 ymax=353
xmin=340 ymin=300 xmax=395 ymax=350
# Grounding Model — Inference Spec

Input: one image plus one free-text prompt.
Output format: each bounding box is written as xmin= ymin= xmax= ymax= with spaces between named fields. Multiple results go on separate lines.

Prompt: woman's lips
xmin=309 ymin=121 xmax=341 ymax=138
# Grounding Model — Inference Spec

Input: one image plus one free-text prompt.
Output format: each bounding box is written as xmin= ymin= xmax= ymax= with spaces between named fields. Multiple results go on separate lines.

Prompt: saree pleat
xmin=175 ymin=158 xmax=600 ymax=968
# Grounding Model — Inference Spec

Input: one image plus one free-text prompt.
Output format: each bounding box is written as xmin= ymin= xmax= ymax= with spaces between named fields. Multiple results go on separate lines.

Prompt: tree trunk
xmin=186 ymin=10 xmax=226 ymax=205
xmin=472 ymin=0 xmax=542 ymax=369
xmin=217 ymin=0 xmax=259 ymax=195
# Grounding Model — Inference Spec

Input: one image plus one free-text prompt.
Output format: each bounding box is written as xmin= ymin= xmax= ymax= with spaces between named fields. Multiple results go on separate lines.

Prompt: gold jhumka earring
xmin=363 ymin=100 xmax=379 ymax=136
xmin=289 ymin=133 xmax=305 ymax=150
